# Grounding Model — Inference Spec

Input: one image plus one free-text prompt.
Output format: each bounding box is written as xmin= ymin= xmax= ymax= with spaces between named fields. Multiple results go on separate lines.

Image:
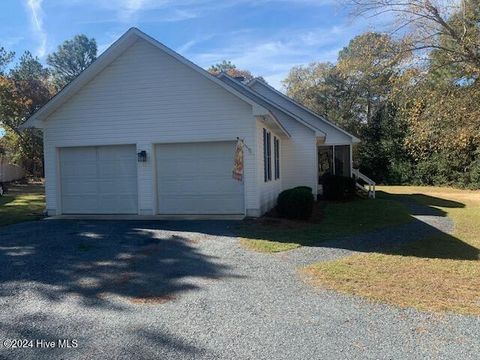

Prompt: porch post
xmin=349 ymin=144 xmax=353 ymax=177
xmin=332 ymin=145 xmax=335 ymax=176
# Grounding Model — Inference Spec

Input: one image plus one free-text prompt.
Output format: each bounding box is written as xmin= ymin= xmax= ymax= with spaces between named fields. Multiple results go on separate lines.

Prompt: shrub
xmin=322 ymin=175 xmax=355 ymax=200
xmin=468 ymin=160 xmax=480 ymax=189
xmin=277 ymin=187 xmax=314 ymax=220
xmin=387 ymin=160 xmax=414 ymax=185
xmin=293 ymin=186 xmax=313 ymax=193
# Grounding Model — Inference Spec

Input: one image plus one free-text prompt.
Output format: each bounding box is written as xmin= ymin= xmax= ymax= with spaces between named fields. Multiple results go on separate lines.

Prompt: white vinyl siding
xmin=257 ymin=121 xmax=283 ymax=213
xmin=60 ymin=145 xmax=137 ymax=214
xmin=264 ymin=111 xmax=317 ymax=195
xmin=257 ymin=114 xmax=317 ymax=214
xmin=155 ymin=141 xmax=244 ymax=214
xmin=42 ymin=39 xmax=259 ymax=215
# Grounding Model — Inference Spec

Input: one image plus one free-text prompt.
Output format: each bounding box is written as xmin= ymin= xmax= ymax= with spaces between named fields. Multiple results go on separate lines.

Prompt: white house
xmin=21 ymin=28 xmax=362 ymax=218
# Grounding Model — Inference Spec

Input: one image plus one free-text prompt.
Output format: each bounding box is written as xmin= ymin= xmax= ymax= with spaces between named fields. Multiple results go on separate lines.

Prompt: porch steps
xmin=352 ymin=169 xmax=376 ymax=199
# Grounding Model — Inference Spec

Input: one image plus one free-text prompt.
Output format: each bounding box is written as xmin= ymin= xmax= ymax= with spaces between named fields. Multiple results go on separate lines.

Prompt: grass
xmin=0 ymin=182 xmax=45 ymax=227
xmin=303 ymin=186 xmax=480 ymax=315
xmin=239 ymin=193 xmax=412 ymax=252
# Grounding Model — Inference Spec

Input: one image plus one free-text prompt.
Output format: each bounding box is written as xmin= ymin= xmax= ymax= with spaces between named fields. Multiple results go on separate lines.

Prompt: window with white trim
xmin=274 ymin=136 xmax=280 ymax=180
xmin=263 ymin=128 xmax=272 ymax=182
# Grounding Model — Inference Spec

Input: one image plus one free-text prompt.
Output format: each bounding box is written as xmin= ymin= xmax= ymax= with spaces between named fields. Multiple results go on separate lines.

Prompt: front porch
xmin=317 ymin=143 xmax=376 ymax=198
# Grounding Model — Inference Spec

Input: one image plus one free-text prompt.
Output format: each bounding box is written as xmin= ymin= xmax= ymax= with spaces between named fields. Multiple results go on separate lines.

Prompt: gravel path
xmin=0 ymin=215 xmax=478 ymax=359
xmin=282 ymin=195 xmax=455 ymax=266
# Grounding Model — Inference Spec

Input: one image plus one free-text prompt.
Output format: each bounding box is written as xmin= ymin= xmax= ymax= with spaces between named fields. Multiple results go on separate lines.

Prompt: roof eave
xmin=217 ymin=73 xmax=326 ymax=137
xmin=248 ymin=78 xmax=360 ymax=143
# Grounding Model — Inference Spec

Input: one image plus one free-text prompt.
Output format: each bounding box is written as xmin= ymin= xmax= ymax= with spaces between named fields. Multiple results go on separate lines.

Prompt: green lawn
xmin=239 ymin=192 xmax=412 ymax=252
xmin=0 ymin=182 xmax=45 ymax=227
xmin=303 ymin=186 xmax=480 ymax=315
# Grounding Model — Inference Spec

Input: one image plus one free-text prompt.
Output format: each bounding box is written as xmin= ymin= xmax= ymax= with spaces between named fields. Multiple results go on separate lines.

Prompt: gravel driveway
xmin=0 ymin=219 xmax=479 ymax=359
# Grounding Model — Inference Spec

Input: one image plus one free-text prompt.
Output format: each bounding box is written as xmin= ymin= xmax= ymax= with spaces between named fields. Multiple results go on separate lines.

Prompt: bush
xmin=468 ymin=160 xmax=480 ymax=189
xmin=387 ymin=160 xmax=414 ymax=185
xmin=293 ymin=186 xmax=313 ymax=193
xmin=322 ymin=175 xmax=355 ymax=200
xmin=277 ymin=187 xmax=314 ymax=220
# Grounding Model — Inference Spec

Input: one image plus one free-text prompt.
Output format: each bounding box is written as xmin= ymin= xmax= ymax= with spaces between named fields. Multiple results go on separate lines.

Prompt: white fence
xmin=0 ymin=157 xmax=25 ymax=182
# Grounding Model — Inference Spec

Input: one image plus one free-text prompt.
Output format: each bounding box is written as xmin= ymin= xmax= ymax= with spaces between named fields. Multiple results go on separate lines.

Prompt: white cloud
xmin=191 ymin=26 xmax=351 ymax=89
xmin=25 ymin=0 xmax=47 ymax=57
xmin=97 ymin=31 xmax=125 ymax=54
xmin=59 ymin=0 xmax=333 ymax=25
xmin=176 ymin=40 xmax=197 ymax=54
xmin=118 ymin=0 xmax=147 ymax=22
xmin=67 ymin=0 xmax=198 ymax=23
xmin=0 ymin=36 xmax=24 ymax=48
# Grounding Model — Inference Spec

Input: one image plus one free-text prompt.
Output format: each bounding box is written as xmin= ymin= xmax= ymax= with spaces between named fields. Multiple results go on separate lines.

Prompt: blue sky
xmin=0 ymin=0 xmax=384 ymax=90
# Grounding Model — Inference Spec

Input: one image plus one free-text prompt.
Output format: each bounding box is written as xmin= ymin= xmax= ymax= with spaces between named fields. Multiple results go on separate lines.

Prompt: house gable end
xmin=21 ymin=28 xmax=267 ymax=128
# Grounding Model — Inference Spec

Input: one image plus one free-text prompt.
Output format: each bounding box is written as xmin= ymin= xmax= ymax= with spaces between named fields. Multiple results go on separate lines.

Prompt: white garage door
xmin=156 ymin=141 xmax=244 ymax=214
xmin=60 ymin=145 xmax=137 ymax=214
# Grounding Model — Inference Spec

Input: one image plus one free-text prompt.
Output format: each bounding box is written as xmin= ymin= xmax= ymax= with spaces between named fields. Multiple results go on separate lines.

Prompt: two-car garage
xmin=59 ymin=141 xmax=244 ymax=216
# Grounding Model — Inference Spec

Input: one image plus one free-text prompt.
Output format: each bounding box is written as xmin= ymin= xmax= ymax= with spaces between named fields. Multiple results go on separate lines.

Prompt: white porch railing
xmin=352 ymin=168 xmax=376 ymax=199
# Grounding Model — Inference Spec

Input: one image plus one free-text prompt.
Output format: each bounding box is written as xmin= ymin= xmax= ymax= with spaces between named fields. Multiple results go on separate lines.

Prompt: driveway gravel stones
xmin=0 ymin=215 xmax=478 ymax=359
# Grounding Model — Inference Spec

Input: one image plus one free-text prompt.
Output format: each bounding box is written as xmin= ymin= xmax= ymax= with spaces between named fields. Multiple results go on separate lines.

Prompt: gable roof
xmin=217 ymin=73 xmax=325 ymax=137
xmin=247 ymin=78 xmax=360 ymax=143
xmin=20 ymin=27 xmax=270 ymax=129
xmin=20 ymin=27 xmax=358 ymax=144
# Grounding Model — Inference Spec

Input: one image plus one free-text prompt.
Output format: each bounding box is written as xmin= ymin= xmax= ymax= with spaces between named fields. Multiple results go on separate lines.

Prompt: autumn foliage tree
xmin=0 ymin=52 xmax=51 ymax=175
xmin=283 ymin=1 xmax=480 ymax=188
xmin=0 ymin=34 xmax=97 ymax=175
xmin=208 ymin=60 xmax=255 ymax=81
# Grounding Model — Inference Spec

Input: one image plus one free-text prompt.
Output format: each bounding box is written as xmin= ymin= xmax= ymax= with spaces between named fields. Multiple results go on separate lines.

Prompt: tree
xmin=47 ymin=34 xmax=97 ymax=90
xmin=0 ymin=52 xmax=51 ymax=174
xmin=350 ymin=0 xmax=480 ymax=75
xmin=208 ymin=60 xmax=255 ymax=81
xmin=357 ymin=102 xmax=411 ymax=183
xmin=283 ymin=33 xmax=405 ymax=136
xmin=336 ymin=32 xmax=407 ymax=124
xmin=347 ymin=1 xmax=480 ymax=186
xmin=0 ymin=47 xmax=14 ymax=75
xmin=283 ymin=62 xmax=359 ymax=132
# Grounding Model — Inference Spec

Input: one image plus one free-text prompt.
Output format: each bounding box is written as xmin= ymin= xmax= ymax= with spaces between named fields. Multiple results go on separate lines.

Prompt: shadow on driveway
xmin=0 ymin=220 xmax=242 ymax=308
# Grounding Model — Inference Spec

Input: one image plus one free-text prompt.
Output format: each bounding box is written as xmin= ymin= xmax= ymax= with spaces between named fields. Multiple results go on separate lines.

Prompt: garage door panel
xmin=68 ymin=166 xmax=96 ymax=178
xmin=98 ymin=178 xmax=137 ymax=193
xmin=60 ymin=145 xmax=137 ymax=214
xmin=97 ymin=194 xmax=137 ymax=212
xmin=61 ymin=147 xmax=97 ymax=161
xmin=158 ymin=178 xmax=241 ymax=194
xmin=156 ymin=141 xmax=244 ymax=215
xmin=97 ymin=145 xmax=134 ymax=159
xmin=159 ymin=195 xmax=243 ymax=214
xmin=62 ymin=195 xmax=98 ymax=213
xmin=62 ymin=179 xmax=97 ymax=194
